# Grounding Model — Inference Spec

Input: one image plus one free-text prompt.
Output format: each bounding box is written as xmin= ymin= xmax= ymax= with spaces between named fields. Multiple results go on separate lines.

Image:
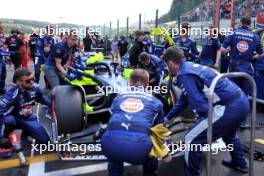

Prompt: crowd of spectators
xmin=181 ymin=0 xmax=264 ymax=22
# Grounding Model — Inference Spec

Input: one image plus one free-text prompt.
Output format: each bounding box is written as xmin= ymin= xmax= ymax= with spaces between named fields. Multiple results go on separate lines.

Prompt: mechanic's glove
xmin=65 ymin=68 xmax=78 ymax=81
xmin=65 ymin=73 xmax=77 ymax=81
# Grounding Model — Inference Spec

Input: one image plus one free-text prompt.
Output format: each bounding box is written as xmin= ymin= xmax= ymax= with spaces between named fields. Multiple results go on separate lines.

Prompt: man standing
xmin=34 ymin=26 xmax=57 ymax=83
xmin=117 ymin=36 xmax=129 ymax=58
xmin=28 ymin=32 xmax=39 ymax=64
xmin=19 ymin=32 xmax=30 ymax=68
xmin=0 ymin=25 xmax=6 ymax=95
xmin=173 ymin=22 xmax=199 ymax=62
xmin=163 ymin=46 xmax=249 ymax=175
xmin=221 ymin=16 xmax=264 ymax=127
xmin=83 ymin=28 xmax=95 ymax=52
xmin=4 ymin=29 xmax=25 ymax=69
xmin=221 ymin=16 xmax=264 ymax=95
xmin=128 ymin=31 xmax=145 ymax=68
xmin=198 ymin=25 xmax=221 ymax=68
xmin=44 ymin=31 xmax=78 ymax=89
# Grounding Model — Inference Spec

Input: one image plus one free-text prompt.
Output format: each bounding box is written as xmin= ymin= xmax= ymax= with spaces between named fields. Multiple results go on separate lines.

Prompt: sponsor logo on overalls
xmin=120 ymin=98 xmax=144 ymax=113
xmin=236 ymin=41 xmax=249 ymax=53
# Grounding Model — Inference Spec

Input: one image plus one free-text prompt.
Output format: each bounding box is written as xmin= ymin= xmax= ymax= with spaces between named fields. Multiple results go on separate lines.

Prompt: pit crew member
xmin=163 ymin=46 xmax=249 ymax=176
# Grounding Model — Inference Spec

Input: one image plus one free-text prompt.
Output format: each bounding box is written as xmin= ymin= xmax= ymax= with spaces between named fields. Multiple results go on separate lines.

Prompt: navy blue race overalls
xmin=0 ymin=37 xmax=5 ymax=94
xmin=45 ymin=41 xmax=75 ymax=89
xmin=34 ymin=35 xmax=56 ymax=83
xmin=200 ymin=37 xmax=221 ymax=66
xmin=101 ymin=89 xmax=164 ymax=176
xmin=166 ymin=61 xmax=249 ymax=176
xmin=4 ymin=35 xmax=24 ymax=69
xmin=222 ymin=26 xmax=263 ymax=95
xmin=173 ymin=36 xmax=199 ymax=62
xmin=0 ymin=84 xmax=51 ymax=143
xmin=138 ymin=55 xmax=165 ymax=86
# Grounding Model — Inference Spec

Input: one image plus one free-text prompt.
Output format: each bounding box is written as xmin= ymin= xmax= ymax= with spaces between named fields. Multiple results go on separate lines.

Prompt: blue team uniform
xmin=200 ymin=37 xmax=221 ymax=66
xmin=143 ymin=37 xmax=154 ymax=54
xmin=34 ymin=35 xmax=56 ymax=83
xmin=173 ymin=36 xmax=199 ymax=62
xmin=166 ymin=61 xmax=249 ymax=176
xmin=222 ymin=26 xmax=263 ymax=95
xmin=0 ymin=36 xmax=6 ymax=95
xmin=45 ymin=41 xmax=75 ymax=89
xmin=0 ymin=84 xmax=51 ymax=143
xmin=0 ymin=49 xmax=12 ymax=95
xmin=101 ymin=89 xmax=164 ymax=176
xmin=138 ymin=55 xmax=165 ymax=86
xmin=45 ymin=41 xmax=74 ymax=69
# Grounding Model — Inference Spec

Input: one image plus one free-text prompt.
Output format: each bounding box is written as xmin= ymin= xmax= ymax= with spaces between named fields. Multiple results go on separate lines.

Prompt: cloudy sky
xmin=0 ymin=0 xmax=172 ymax=26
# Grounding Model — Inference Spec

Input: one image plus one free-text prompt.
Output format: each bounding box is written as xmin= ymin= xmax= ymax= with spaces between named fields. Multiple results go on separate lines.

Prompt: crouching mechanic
xmin=163 ymin=46 xmax=249 ymax=176
xmin=0 ymin=68 xmax=50 ymax=143
xmin=101 ymin=69 xmax=164 ymax=176
xmin=138 ymin=52 xmax=165 ymax=86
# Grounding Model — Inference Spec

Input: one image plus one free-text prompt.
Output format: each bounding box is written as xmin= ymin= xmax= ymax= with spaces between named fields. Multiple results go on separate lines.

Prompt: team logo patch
xmin=236 ymin=41 xmax=249 ymax=53
xmin=120 ymin=98 xmax=144 ymax=113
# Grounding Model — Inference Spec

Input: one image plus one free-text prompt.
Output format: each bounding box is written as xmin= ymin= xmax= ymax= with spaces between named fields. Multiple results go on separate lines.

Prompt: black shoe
xmin=222 ymin=160 xmax=248 ymax=173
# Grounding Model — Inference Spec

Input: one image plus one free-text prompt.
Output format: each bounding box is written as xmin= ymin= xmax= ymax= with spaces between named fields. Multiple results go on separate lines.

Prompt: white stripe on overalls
xmin=184 ymin=86 xmax=225 ymax=167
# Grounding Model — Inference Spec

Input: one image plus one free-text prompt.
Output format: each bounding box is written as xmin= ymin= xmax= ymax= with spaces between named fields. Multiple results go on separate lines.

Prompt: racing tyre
xmin=52 ymin=86 xmax=85 ymax=135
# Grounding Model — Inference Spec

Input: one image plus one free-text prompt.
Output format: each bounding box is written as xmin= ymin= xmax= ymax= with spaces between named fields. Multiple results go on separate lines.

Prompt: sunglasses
xmin=21 ymin=78 xmax=34 ymax=84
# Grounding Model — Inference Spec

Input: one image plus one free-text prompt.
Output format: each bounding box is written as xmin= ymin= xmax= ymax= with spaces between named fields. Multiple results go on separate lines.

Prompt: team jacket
xmin=173 ymin=36 xmax=199 ymax=61
xmin=222 ymin=26 xmax=263 ymax=73
xmin=35 ymin=35 xmax=57 ymax=61
xmin=109 ymin=89 xmax=164 ymax=131
xmin=45 ymin=41 xmax=75 ymax=69
xmin=166 ymin=61 xmax=241 ymax=120
xmin=138 ymin=54 xmax=164 ymax=83
xmin=0 ymin=84 xmax=51 ymax=118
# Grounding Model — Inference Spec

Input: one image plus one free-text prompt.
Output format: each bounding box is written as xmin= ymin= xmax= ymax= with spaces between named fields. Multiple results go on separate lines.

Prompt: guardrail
xmin=207 ymin=72 xmax=256 ymax=176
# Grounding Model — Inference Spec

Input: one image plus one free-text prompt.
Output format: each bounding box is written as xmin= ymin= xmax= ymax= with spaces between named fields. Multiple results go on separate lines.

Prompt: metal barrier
xmin=207 ymin=72 xmax=257 ymax=176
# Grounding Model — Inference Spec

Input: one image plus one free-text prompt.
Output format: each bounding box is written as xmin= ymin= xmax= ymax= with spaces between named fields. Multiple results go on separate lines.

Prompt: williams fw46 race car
xmin=50 ymin=52 xmax=194 ymax=161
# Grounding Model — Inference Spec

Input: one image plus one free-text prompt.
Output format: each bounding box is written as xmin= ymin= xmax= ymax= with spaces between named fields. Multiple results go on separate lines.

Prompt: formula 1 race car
xmin=50 ymin=52 xmax=194 ymax=161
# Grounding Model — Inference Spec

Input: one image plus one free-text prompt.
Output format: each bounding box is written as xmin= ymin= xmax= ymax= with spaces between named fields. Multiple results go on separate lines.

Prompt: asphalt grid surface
xmin=0 ymin=62 xmax=263 ymax=176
